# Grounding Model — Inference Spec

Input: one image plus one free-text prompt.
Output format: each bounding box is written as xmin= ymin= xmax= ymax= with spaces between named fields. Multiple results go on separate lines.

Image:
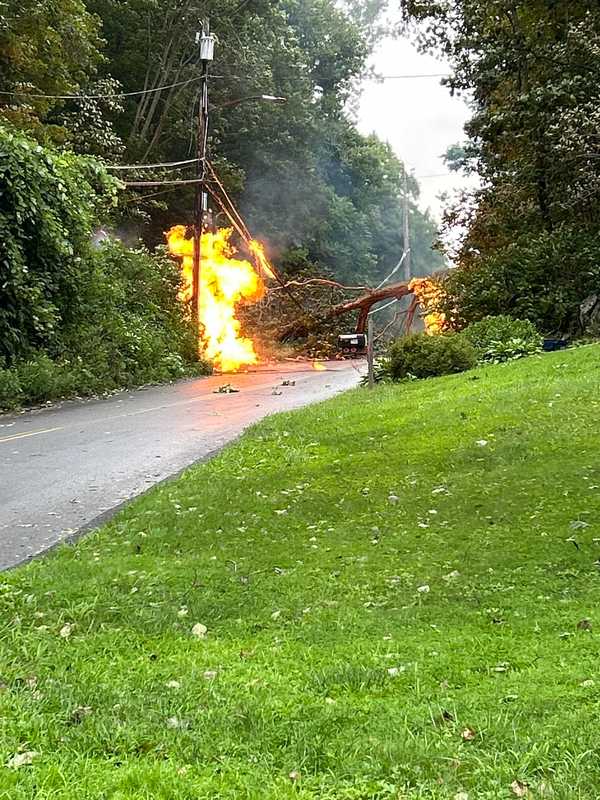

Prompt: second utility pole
xmin=402 ymin=168 xmax=412 ymax=282
xmin=192 ymin=20 xmax=214 ymax=335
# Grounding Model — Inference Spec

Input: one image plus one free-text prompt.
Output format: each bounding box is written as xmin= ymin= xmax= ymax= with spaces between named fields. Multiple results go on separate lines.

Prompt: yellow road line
xmin=0 ymin=426 xmax=64 ymax=444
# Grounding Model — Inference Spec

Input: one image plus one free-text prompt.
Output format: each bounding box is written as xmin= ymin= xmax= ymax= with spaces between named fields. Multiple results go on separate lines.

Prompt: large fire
xmin=166 ymin=226 xmax=264 ymax=372
xmin=408 ymin=277 xmax=447 ymax=335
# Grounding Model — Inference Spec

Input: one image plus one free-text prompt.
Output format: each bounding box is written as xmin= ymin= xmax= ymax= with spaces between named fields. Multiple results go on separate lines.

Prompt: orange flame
xmin=166 ymin=225 xmax=264 ymax=372
xmin=409 ymin=277 xmax=447 ymax=335
xmin=248 ymin=239 xmax=276 ymax=280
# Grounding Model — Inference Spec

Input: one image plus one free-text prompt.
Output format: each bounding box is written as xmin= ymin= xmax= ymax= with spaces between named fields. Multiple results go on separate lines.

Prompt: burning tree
xmin=166 ymin=221 xmax=448 ymax=371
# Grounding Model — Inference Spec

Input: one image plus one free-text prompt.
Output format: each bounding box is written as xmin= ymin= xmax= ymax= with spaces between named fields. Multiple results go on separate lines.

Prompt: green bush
xmin=0 ymin=364 xmax=22 ymax=409
xmin=460 ymin=315 xmax=542 ymax=363
xmin=58 ymin=240 xmax=200 ymax=387
xmin=388 ymin=333 xmax=477 ymax=381
xmin=0 ymin=241 xmax=211 ymax=410
xmin=0 ymin=126 xmax=118 ymax=363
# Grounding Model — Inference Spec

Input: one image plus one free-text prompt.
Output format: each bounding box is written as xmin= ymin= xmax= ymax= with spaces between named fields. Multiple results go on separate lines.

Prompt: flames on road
xmin=166 ymin=226 xmax=265 ymax=372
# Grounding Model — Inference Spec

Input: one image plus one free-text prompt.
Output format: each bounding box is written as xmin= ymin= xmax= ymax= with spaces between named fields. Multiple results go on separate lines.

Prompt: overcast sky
xmin=357 ymin=35 xmax=478 ymax=220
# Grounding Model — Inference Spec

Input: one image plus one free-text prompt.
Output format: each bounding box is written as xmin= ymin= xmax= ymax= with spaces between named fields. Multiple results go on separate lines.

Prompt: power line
xmin=369 ymin=298 xmax=399 ymax=316
xmin=377 ymin=73 xmax=449 ymax=80
xmin=122 ymin=177 xmax=207 ymax=187
xmin=0 ymin=76 xmax=203 ymax=101
xmin=375 ymin=250 xmax=410 ymax=290
xmin=106 ymin=158 xmax=199 ymax=171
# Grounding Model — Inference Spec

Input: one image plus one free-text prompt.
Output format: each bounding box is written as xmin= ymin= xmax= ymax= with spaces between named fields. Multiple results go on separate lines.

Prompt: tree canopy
xmin=401 ymin=0 xmax=600 ymax=330
xmin=0 ymin=0 xmax=444 ymax=287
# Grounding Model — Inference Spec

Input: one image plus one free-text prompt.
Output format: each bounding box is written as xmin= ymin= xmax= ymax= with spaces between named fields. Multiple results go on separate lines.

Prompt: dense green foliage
xmin=0 ymin=240 xmax=207 ymax=409
xmin=401 ymin=1 xmax=600 ymax=330
xmin=461 ymin=315 xmax=542 ymax=363
xmin=0 ymin=126 xmax=117 ymax=362
xmin=0 ymin=127 xmax=206 ymax=408
xmin=388 ymin=332 xmax=476 ymax=380
xmin=3 ymin=345 xmax=600 ymax=797
xmin=0 ymin=0 xmax=123 ymax=155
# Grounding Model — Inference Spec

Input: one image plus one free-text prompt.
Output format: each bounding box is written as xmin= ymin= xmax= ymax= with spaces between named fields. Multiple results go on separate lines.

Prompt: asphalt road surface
xmin=0 ymin=361 xmax=362 ymax=571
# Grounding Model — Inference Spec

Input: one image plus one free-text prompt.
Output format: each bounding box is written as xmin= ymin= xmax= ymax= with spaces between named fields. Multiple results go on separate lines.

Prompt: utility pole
xmin=402 ymin=168 xmax=411 ymax=282
xmin=367 ymin=314 xmax=375 ymax=389
xmin=192 ymin=20 xmax=215 ymax=338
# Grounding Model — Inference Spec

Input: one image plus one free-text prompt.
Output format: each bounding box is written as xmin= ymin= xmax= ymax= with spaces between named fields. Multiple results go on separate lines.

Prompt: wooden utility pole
xmin=192 ymin=20 xmax=214 ymax=336
xmin=367 ymin=314 xmax=375 ymax=389
xmin=402 ymin=168 xmax=411 ymax=282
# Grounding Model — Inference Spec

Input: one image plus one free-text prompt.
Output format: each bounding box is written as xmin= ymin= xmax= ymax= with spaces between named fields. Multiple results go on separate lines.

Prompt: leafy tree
xmin=85 ymin=0 xmax=443 ymax=284
xmin=0 ymin=126 xmax=117 ymax=362
xmin=401 ymin=1 xmax=600 ymax=330
xmin=0 ymin=0 xmax=103 ymax=138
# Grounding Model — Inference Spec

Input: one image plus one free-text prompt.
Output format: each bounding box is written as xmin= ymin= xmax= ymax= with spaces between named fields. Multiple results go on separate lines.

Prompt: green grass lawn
xmin=2 ymin=345 xmax=600 ymax=799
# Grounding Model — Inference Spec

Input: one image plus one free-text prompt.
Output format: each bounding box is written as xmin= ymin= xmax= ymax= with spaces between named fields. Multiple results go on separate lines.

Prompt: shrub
xmin=0 ymin=364 xmax=22 ymax=409
xmin=359 ymin=356 xmax=392 ymax=386
xmin=0 ymin=241 xmax=211 ymax=410
xmin=460 ymin=315 xmax=542 ymax=363
xmin=388 ymin=333 xmax=477 ymax=381
xmin=0 ymin=126 xmax=118 ymax=363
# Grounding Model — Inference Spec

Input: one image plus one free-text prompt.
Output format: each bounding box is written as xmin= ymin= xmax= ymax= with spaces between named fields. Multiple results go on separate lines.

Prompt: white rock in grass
xmin=417 ymin=584 xmax=430 ymax=594
xmin=191 ymin=623 xmax=207 ymax=638
xmin=165 ymin=680 xmax=181 ymax=689
xmin=59 ymin=623 xmax=72 ymax=639
xmin=511 ymin=780 xmax=529 ymax=797
xmin=7 ymin=751 xmax=38 ymax=769
xmin=388 ymin=494 xmax=399 ymax=504
xmin=444 ymin=570 xmax=461 ymax=580
xmin=476 ymin=439 xmax=489 ymax=447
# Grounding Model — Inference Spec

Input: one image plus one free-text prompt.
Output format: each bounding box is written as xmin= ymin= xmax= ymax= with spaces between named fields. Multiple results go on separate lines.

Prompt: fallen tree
xmin=274 ymin=280 xmax=416 ymax=341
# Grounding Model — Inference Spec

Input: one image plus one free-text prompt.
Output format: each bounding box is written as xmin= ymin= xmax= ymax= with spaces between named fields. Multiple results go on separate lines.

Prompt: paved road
xmin=0 ymin=361 xmax=362 ymax=570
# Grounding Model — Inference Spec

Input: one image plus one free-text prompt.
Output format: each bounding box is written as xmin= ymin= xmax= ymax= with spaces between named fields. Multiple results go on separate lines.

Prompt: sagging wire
xmin=0 ymin=76 xmax=206 ymax=101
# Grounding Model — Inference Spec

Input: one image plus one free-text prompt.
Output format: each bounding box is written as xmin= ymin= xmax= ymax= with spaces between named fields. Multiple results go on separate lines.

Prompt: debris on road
xmin=213 ymin=384 xmax=240 ymax=394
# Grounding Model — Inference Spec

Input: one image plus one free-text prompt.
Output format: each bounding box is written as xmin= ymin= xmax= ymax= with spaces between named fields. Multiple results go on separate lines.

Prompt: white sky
xmin=357 ymin=35 xmax=478 ymax=220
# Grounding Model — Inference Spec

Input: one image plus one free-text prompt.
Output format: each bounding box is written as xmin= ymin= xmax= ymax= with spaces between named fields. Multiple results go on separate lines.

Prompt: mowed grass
xmin=2 ymin=346 xmax=600 ymax=799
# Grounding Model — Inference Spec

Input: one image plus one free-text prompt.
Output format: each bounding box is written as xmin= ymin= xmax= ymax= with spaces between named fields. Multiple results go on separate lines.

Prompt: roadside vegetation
xmin=0 ymin=127 xmax=208 ymax=410
xmin=2 ymin=343 xmax=600 ymax=798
